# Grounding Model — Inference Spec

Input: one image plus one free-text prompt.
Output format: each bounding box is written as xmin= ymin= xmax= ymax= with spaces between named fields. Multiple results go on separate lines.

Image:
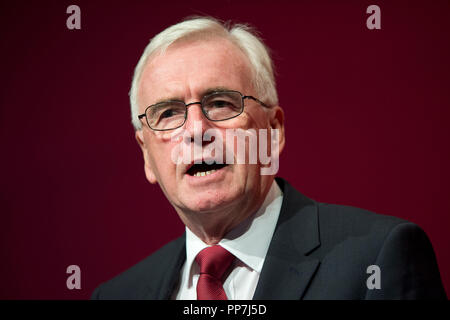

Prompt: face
xmin=135 ymin=37 xmax=285 ymax=223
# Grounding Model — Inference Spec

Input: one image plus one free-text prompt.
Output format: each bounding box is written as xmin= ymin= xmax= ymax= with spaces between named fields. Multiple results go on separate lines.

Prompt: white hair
xmin=129 ymin=16 xmax=278 ymax=130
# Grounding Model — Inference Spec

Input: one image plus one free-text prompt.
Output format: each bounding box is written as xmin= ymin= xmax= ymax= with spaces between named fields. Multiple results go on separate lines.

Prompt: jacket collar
xmin=144 ymin=234 xmax=186 ymax=300
xmin=252 ymin=177 xmax=321 ymax=299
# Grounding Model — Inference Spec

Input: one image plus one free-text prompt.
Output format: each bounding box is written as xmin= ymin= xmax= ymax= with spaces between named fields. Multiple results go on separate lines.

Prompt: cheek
xmin=146 ymin=137 xmax=178 ymax=178
xmin=236 ymin=108 xmax=269 ymax=130
xmin=251 ymin=110 xmax=270 ymax=129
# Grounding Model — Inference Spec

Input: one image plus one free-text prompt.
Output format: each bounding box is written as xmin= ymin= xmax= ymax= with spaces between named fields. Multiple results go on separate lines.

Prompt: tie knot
xmin=195 ymin=245 xmax=235 ymax=280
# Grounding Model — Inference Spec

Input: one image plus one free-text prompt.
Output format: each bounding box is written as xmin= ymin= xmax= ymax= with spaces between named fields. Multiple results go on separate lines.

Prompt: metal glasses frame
xmin=137 ymin=90 xmax=269 ymax=131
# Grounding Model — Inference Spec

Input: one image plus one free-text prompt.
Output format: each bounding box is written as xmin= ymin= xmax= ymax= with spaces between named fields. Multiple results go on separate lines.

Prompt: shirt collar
xmin=184 ymin=180 xmax=283 ymax=275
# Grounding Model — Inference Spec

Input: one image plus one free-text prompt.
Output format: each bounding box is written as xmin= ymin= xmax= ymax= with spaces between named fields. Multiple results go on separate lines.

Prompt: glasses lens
xmin=202 ymin=91 xmax=243 ymax=121
xmin=146 ymin=101 xmax=186 ymax=130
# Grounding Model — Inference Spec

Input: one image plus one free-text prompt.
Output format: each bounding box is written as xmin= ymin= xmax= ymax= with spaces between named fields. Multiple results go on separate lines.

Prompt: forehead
xmin=138 ymin=37 xmax=254 ymax=107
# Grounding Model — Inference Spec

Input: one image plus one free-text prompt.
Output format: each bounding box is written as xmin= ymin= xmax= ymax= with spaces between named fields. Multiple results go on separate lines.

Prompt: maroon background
xmin=1 ymin=0 xmax=449 ymax=299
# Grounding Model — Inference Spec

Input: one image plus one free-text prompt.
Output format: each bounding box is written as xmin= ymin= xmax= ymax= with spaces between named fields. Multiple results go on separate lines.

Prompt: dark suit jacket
xmin=92 ymin=178 xmax=447 ymax=299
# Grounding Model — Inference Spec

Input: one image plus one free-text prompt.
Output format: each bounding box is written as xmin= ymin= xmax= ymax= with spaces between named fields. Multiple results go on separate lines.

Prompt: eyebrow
xmin=201 ymin=87 xmax=233 ymax=97
xmin=152 ymin=87 xmax=235 ymax=105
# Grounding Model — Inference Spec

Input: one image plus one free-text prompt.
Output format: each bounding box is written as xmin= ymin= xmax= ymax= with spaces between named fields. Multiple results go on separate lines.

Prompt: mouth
xmin=186 ymin=161 xmax=228 ymax=177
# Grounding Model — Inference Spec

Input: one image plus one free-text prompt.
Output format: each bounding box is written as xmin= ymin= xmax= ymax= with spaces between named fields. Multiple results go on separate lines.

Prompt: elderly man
xmin=92 ymin=17 xmax=446 ymax=300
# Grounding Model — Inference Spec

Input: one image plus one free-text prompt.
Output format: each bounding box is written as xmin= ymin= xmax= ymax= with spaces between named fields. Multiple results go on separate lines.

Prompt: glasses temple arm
xmin=243 ymin=95 xmax=270 ymax=108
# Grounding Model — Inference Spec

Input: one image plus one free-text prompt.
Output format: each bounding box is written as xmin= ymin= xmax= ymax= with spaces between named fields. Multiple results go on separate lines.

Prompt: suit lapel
xmin=252 ymin=255 xmax=320 ymax=300
xmin=144 ymin=234 xmax=187 ymax=300
xmin=253 ymin=178 xmax=321 ymax=300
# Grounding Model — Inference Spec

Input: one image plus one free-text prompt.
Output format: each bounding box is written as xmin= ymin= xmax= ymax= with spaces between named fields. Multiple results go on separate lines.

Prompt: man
xmin=91 ymin=17 xmax=446 ymax=300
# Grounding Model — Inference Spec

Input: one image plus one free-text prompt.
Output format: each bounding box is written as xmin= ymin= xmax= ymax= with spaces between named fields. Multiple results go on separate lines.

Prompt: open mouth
xmin=186 ymin=161 xmax=228 ymax=177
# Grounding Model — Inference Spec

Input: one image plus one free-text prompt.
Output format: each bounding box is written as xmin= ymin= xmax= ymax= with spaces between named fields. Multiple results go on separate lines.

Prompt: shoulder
xmin=278 ymin=177 xmax=409 ymax=240
xmin=313 ymin=201 xmax=431 ymax=258
xmin=91 ymin=235 xmax=185 ymax=300
xmin=317 ymin=201 xmax=408 ymax=239
xmin=308 ymin=195 xmax=424 ymax=258
xmin=278 ymin=177 xmax=425 ymax=257
xmin=277 ymin=179 xmax=446 ymax=298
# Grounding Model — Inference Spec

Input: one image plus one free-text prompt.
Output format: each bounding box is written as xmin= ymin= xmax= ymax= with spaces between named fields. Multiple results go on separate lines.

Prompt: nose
xmin=184 ymin=102 xmax=211 ymax=131
xmin=183 ymin=102 xmax=214 ymax=146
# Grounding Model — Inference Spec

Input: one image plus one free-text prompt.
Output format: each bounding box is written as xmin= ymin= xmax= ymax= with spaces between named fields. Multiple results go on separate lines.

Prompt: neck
xmin=176 ymin=183 xmax=273 ymax=245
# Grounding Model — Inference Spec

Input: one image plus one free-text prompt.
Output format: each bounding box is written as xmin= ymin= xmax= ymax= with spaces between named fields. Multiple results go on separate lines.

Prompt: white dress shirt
xmin=173 ymin=181 xmax=283 ymax=300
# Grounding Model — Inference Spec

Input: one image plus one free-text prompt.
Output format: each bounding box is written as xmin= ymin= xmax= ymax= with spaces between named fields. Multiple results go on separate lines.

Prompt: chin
xmin=184 ymin=191 xmax=240 ymax=214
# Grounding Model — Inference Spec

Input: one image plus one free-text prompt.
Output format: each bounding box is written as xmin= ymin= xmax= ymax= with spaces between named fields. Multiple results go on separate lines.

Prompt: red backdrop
xmin=1 ymin=0 xmax=449 ymax=299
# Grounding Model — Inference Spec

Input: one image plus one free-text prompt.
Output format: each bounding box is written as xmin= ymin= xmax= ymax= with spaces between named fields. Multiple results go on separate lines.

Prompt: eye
xmin=160 ymin=108 xmax=177 ymax=118
xmin=211 ymin=100 xmax=234 ymax=108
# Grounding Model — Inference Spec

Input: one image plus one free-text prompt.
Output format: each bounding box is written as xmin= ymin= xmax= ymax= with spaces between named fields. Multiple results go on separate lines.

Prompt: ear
xmin=135 ymin=130 xmax=158 ymax=184
xmin=268 ymin=106 xmax=285 ymax=155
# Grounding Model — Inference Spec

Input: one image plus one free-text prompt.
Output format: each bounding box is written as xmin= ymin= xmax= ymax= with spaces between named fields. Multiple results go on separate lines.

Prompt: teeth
xmin=193 ymin=169 xmax=217 ymax=177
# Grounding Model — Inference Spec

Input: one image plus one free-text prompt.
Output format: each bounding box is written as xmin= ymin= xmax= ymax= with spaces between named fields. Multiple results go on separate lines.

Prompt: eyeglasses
xmin=138 ymin=90 xmax=269 ymax=131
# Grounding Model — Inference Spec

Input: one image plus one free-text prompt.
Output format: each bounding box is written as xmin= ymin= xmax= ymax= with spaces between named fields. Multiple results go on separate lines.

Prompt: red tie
xmin=195 ymin=245 xmax=235 ymax=300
